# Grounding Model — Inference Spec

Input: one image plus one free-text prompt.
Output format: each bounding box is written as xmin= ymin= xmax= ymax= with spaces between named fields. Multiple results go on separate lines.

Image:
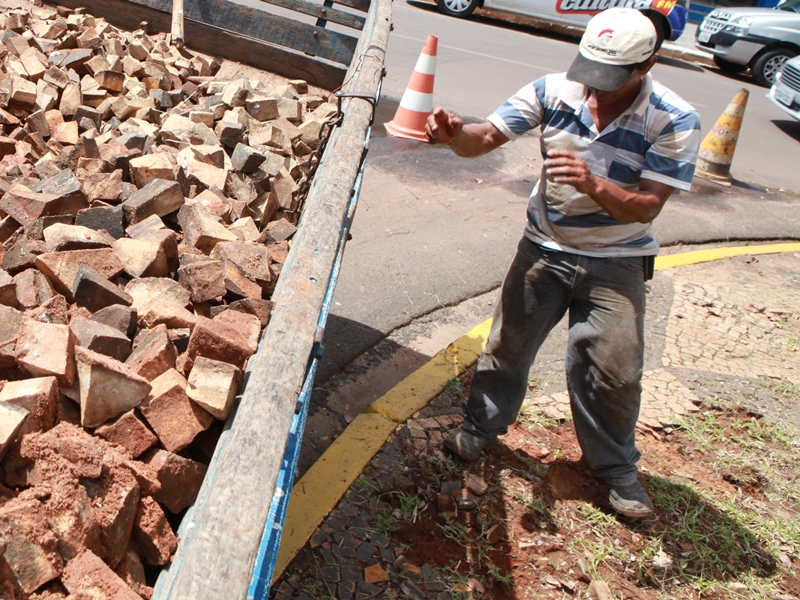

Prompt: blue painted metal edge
xmin=246 ymin=133 xmax=371 ymax=600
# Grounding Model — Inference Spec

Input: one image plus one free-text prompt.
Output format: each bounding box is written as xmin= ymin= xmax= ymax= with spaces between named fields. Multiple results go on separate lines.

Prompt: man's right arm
xmin=425 ymin=107 xmax=509 ymax=157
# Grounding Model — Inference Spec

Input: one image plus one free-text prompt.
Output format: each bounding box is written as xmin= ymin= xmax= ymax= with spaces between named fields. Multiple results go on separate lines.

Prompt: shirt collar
xmin=561 ymin=73 xmax=654 ymax=116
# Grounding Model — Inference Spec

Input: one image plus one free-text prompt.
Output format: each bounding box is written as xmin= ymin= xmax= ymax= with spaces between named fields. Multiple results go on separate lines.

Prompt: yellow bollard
xmin=695 ymin=88 xmax=749 ymax=187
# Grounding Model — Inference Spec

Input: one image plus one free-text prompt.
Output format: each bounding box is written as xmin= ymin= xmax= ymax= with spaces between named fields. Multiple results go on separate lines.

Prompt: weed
xmin=396 ymin=492 xmax=427 ymax=523
xmin=372 ymin=510 xmax=399 ymax=537
xmin=487 ymin=562 xmax=514 ymax=584
xmin=300 ymin=577 xmax=330 ymax=599
xmin=439 ymin=520 xmax=470 ymax=544
xmin=445 ymin=377 xmax=466 ymax=398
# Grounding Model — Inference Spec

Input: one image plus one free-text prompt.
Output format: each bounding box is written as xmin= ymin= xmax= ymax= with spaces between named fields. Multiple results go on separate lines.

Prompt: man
xmin=425 ymin=7 xmax=701 ymax=518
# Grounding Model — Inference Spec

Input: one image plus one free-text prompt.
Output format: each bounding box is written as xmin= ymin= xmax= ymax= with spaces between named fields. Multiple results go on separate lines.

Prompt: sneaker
xmin=608 ymin=480 xmax=655 ymax=519
xmin=443 ymin=429 xmax=498 ymax=462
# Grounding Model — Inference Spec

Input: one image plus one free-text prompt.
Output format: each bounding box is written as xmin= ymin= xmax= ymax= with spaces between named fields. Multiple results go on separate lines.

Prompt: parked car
xmin=768 ymin=53 xmax=800 ymax=118
xmin=695 ymin=0 xmax=800 ymax=87
xmin=434 ymin=0 xmax=689 ymax=44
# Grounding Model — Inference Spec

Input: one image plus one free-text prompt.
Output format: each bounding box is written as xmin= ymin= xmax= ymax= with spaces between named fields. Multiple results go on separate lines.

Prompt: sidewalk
xmin=269 ymin=242 xmax=800 ymax=598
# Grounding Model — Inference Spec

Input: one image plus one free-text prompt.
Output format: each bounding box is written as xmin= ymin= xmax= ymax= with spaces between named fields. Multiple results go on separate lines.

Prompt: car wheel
xmin=713 ymin=56 xmax=747 ymax=74
xmin=752 ymin=48 xmax=797 ymax=87
xmin=436 ymin=0 xmax=479 ymax=18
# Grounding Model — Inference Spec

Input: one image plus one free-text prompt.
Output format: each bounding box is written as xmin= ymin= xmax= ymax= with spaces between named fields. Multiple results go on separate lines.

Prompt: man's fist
xmin=426 ymin=106 xmax=463 ymax=145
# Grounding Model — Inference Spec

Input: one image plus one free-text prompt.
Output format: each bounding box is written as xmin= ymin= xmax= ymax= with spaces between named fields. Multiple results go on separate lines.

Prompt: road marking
xmin=272 ymin=242 xmax=800 ymax=583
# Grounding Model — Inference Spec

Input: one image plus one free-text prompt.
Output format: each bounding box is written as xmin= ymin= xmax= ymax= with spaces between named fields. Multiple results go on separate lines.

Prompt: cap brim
xmin=566 ymin=52 xmax=637 ymax=92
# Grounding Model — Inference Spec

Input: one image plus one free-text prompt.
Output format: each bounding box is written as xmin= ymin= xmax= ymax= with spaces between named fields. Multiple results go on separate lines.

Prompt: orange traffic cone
xmin=385 ymin=35 xmax=438 ymax=142
xmin=695 ymin=88 xmax=749 ymax=187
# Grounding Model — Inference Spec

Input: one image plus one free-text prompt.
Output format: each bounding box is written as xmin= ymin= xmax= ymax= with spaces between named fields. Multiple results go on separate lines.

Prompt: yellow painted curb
xmin=367 ymin=320 xmax=491 ymax=423
xmin=655 ymin=242 xmax=800 ymax=270
xmin=273 ymin=412 xmax=398 ymax=582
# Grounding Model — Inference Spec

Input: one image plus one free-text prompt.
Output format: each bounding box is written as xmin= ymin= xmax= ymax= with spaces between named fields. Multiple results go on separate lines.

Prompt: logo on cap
xmin=597 ymin=29 xmax=614 ymax=49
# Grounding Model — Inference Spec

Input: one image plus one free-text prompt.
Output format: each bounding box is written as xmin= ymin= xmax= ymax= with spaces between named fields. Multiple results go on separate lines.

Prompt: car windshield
xmin=778 ymin=0 xmax=800 ymax=12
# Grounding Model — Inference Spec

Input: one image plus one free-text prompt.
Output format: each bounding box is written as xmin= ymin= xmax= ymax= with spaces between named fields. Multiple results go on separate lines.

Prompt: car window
xmin=778 ymin=0 xmax=800 ymax=12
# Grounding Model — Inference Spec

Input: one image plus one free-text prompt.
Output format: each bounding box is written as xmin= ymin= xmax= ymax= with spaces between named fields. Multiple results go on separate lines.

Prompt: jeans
xmin=462 ymin=237 xmax=647 ymax=486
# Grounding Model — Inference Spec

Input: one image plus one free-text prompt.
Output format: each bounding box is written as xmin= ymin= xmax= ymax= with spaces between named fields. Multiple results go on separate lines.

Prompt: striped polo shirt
xmin=488 ymin=73 xmax=701 ymax=257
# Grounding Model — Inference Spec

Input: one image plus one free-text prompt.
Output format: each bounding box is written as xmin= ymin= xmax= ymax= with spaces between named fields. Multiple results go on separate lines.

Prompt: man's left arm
xmin=544 ymin=149 xmax=674 ymax=223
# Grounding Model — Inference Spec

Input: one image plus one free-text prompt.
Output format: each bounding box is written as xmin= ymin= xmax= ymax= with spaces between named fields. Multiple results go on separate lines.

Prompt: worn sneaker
xmin=608 ymin=480 xmax=655 ymax=519
xmin=443 ymin=429 xmax=498 ymax=462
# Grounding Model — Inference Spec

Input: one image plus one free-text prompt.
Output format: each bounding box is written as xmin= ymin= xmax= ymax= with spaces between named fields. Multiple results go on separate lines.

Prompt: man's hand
xmin=544 ymin=148 xmax=675 ymax=223
xmin=544 ymin=149 xmax=597 ymax=195
xmin=426 ymin=107 xmax=463 ymax=145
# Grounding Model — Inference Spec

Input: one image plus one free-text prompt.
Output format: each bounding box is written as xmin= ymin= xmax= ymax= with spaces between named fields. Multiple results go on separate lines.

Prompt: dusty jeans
xmin=462 ymin=237 xmax=647 ymax=486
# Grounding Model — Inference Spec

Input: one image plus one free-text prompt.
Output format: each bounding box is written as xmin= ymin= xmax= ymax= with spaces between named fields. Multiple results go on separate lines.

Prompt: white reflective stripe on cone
xmin=413 ymin=54 xmax=437 ymax=75
xmin=399 ymin=89 xmax=433 ymax=113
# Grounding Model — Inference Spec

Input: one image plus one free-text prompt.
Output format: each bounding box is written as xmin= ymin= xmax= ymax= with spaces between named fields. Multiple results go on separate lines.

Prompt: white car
xmin=768 ymin=54 xmax=800 ymax=119
xmin=435 ymin=0 xmax=689 ymax=43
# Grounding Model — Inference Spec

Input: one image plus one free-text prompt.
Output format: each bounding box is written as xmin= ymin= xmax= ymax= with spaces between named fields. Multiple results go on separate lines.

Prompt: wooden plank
xmin=153 ymin=0 xmax=392 ymax=596
xmin=331 ymin=0 xmax=370 ymax=13
xmin=44 ymin=0 xmax=349 ymax=88
xmin=127 ymin=0 xmax=359 ymax=64
xmin=258 ymin=0 xmax=366 ymax=30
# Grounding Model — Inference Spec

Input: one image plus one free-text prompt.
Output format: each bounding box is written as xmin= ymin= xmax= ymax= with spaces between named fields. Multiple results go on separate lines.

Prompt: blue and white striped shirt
xmin=488 ymin=73 xmax=701 ymax=257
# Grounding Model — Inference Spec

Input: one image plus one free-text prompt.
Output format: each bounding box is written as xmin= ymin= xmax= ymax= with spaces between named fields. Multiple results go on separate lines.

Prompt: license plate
xmin=698 ymin=30 xmax=711 ymax=43
xmin=776 ymin=85 xmax=795 ymax=106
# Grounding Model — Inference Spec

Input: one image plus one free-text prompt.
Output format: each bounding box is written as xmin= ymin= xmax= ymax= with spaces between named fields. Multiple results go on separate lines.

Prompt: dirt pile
xmin=0 ymin=0 xmax=338 ymax=597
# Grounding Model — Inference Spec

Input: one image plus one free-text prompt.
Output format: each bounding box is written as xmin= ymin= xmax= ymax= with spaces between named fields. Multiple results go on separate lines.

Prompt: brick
xmin=128 ymin=153 xmax=174 ymax=189
xmin=75 ymin=205 xmax=125 ymax=239
xmin=43 ymin=222 xmax=115 ymax=252
xmin=259 ymin=217 xmax=297 ymax=244
xmin=143 ymin=448 xmax=208 ymax=513
xmin=183 ymin=313 xmax=260 ymax=373
xmin=213 ymin=309 xmax=261 ymax=353
xmin=211 ymin=240 xmax=273 ymax=291
xmin=0 ymin=269 xmax=17 ymax=307
xmin=186 ymin=356 xmax=242 ymax=420
xmin=24 ymin=214 xmax=74 ymax=242
xmin=113 ymin=238 xmax=169 ymax=278
xmin=16 ymin=319 xmax=76 ymax=385
xmin=34 ymin=248 xmax=125 ymax=301
xmin=62 ymin=549 xmax=141 ymax=599
xmin=4 ymin=240 xmax=48 ymax=275
xmin=80 ymin=465 xmax=140 ymax=568
xmin=222 ymin=259 xmax=263 ymax=299
xmin=177 ymin=259 xmax=225 ymax=303
xmin=0 ymin=188 xmax=61 ymax=226
xmin=0 ymin=499 xmax=62 ymax=593
xmin=228 ymin=216 xmax=260 ymax=242
xmin=27 ymin=294 xmax=70 ymax=326
xmin=125 ymin=276 xmax=191 ymax=318
xmin=0 ymin=305 xmax=25 ymax=368
xmin=75 ymin=346 xmax=151 ymax=428
xmin=0 ymin=402 xmax=28 ymax=461
xmin=210 ymin=298 xmax=274 ymax=328
xmin=139 ymin=299 xmax=198 ymax=331
xmin=179 ymin=157 xmax=229 ymax=191
xmin=73 ymin=263 xmax=134 ymax=312
xmin=35 ymin=169 xmax=88 ymax=216
xmin=91 ymin=304 xmax=138 ymax=340
xmin=0 ymin=376 xmax=58 ymax=435
xmin=94 ymin=410 xmax=157 ymax=458
xmin=70 ymin=318 xmax=132 ymax=361
xmin=12 ymin=268 xmax=56 ymax=310
xmin=122 ymin=178 xmax=184 ymax=225
xmin=192 ymin=189 xmax=233 ymax=223
xmin=9 ymin=76 xmax=37 ymax=106
xmin=139 ymin=368 xmax=212 ymax=452
xmin=177 ymin=200 xmax=237 ymax=253
xmin=231 ymin=142 xmax=266 ymax=173
xmin=133 ymin=496 xmax=177 ymax=566
xmin=125 ymin=324 xmax=177 ymax=381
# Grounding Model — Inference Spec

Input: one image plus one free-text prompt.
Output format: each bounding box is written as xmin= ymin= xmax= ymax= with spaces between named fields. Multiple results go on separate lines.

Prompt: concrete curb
xmin=271 ymin=241 xmax=800 ymax=585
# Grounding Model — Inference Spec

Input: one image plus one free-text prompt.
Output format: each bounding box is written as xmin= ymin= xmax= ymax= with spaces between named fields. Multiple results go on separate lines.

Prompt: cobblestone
xmin=272 ymin=251 xmax=800 ymax=598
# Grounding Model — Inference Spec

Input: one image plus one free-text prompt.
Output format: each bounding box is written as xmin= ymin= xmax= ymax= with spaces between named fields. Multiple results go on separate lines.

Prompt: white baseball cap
xmin=566 ymin=8 xmax=657 ymax=92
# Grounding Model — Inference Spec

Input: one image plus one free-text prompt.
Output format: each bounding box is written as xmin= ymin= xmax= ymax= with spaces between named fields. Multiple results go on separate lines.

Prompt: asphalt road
xmin=312 ymin=0 xmax=800 ymax=382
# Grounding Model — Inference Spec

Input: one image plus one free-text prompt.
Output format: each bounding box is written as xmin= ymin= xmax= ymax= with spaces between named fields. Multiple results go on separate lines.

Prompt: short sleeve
xmin=641 ymin=110 xmax=702 ymax=191
xmin=487 ymin=77 xmax=546 ymax=141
